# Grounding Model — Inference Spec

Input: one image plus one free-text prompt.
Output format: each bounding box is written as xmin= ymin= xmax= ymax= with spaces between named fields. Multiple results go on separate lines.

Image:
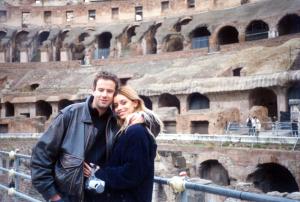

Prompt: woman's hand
xmin=84 ymin=162 xmax=92 ymax=178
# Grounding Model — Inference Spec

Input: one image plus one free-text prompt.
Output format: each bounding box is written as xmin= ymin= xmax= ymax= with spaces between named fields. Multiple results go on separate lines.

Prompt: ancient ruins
xmin=0 ymin=0 xmax=300 ymax=200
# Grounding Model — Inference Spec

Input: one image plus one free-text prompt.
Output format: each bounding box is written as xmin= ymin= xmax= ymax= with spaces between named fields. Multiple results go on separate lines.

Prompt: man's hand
xmin=129 ymin=112 xmax=144 ymax=125
xmin=168 ymin=176 xmax=185 ymax=193
xmin=50 ymin=194 xmax=62 ymax=201
xmin=84 ymin=162 xmax=92 ymax=178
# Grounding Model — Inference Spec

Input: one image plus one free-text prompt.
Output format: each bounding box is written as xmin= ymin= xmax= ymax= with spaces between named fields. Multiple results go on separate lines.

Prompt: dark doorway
xmin=36 ymin=100 xmax=52 ymax=119
xmin=249 ymin=88 xmax=277 ymax=118
xmin=191 ymin=27 xmax=210 ymax=49
xmin=218 ymin=26 xmax=239 ymax=45
xmin=158 ymin=93 xmax=180 ymax=113
xmin=247 ymin=163 xmax=299 ymax=193
xmin=5 ymin=102 xmax=14 ymax=117
xmin=97 ymin=32 xmax=112 ymax=59
xmin=199 ymin=160 xmax=230 ymax=186
xmin=191 ymin=121 xmax=209 ymax=134
xmin=188 ymin=93 xmax=210 ymax=110
xmin=245 ymin=20 xmax=269 ymax=41
xmin=278 ymin=14 xmax=300 ymax=36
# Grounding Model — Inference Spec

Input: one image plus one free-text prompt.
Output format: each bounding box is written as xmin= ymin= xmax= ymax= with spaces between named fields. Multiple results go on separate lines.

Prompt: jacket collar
xmin=81 ymin=95 xmax=113 ymax=123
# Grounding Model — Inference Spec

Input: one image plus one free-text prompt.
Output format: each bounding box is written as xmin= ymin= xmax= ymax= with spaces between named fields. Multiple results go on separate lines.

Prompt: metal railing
xmin=154 ymin=176 xmax=298 ymax=202
xmin=1 ymin=151 xmax=300 ymax=202
xmin=226 ymin=121 xmax=299 ymax=137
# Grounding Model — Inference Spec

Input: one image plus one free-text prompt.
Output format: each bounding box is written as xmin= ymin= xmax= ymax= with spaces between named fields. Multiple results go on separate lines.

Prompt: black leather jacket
xmin=30 ymin=96 xmax=118 ymax=201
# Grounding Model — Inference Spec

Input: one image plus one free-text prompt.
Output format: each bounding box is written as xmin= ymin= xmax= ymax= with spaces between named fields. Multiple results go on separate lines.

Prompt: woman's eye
xmin=120 ymin=100 xmax=127 ymax=105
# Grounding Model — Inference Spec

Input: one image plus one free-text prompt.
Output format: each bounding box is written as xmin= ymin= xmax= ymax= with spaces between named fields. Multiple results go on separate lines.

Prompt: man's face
xmin=92 ymin=79 xmax=116 ymax=111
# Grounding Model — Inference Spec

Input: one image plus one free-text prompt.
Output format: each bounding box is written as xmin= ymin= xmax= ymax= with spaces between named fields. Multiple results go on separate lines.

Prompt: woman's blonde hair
xmin=115 ymin=85 xmax=163 ymax=138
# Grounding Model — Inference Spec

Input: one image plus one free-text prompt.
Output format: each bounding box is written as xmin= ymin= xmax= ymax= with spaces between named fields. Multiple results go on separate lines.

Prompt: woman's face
xmin=113 ymin=94 xmax=138 ymax=120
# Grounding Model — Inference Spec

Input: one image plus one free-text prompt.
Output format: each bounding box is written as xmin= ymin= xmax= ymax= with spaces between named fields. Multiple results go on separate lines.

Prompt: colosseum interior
xmin=0 ymin=0 xmax=300 ymax=201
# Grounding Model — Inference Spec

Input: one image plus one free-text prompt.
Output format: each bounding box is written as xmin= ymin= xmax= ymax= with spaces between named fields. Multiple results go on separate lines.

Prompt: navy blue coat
xmin=95 ymin=124 xmax=157 ymax=202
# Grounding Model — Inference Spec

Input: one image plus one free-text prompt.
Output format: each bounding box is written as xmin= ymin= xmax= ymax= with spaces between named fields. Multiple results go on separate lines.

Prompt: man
xmin=31 ymin=71 xmax=121 ymax=202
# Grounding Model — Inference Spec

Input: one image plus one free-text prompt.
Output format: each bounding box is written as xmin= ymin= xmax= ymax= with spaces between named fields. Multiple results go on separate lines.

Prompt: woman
xmin=84 ymin=85 xmax=163 ymax=202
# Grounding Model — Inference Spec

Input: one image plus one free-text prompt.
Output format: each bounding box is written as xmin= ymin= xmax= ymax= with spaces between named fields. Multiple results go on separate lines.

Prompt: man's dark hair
xmin=93 ymin=71 xmax=120 ymax=93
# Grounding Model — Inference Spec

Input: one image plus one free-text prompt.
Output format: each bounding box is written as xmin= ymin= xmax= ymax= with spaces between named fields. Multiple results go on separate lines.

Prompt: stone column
xmin=60 ymin=48 xmax=69 ymax=61
xmin=0 ymin=51 xmax=5 ymax=63
xmin=40 ymin=47 xmax=49 ymax=62
xmin=268 ymin=26 xmax=278 ymax=38
xmin=177 ymin=95 xmax=187 ymax=114
xmin=151 ymin=96 xmax=159 ymax=112
xmin=20 ymin=48 xmax=28 ymax=63
xmin=208 ymin=34 xmax=218 ymax=52
xmin=276 ymin=87 xmax=288 ymax=118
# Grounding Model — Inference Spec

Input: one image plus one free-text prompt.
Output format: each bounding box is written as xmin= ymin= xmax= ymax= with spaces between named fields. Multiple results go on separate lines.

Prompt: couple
xmin=30 ymin=71 xmax=163 ymax=202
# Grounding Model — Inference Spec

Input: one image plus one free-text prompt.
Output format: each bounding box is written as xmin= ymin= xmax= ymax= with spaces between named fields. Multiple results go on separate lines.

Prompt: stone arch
xmin=278 ymin=14 xmax=300 ymax=36
xmin=249 ymin=88 xmax=277 ymax=118
xmin=36 ymin=100 xmax=52 ymax=119
xmin=97 ymin=32 xmax=112 ymax=59
xmin=142 ymin=23 xmax=161 ymax=55
xmin=217 ymin=26 xmax=239 ymax=45
xmin=158 ymin=93 xmax=180 ymax=113
xmin=163 ymin=34 xmax=184 ymax=52
xmin=140 ymin=95 xmax=152 ymax=110
xmin=190 ymin=26 xmax=211 ymax=49
xmin=247 ymin=163 xmax=299 ymax=193
xmin=118 ymin=25 xmax=137 ymax=56
xmin=38 ymin=31 xmax=50 ymax=45
xmin=55 ymin=30 xmax=69 ymax=61
xmin=58 ymin=99 xmax=74 ymax=111
xmin=174 ymin=17 xmax=192 ymax=32
xmin=245 ymin=20 xmax=269 ymax=41
xmin=4 ymin=102 xmax=14 ymax=117
xmin=13 ymin=30 xmax=29 ymax=62
xmin=187 ymin=93 xmax=210 ymax=110
xmin=199 ymin=159 xmax=230 ymax=186
xmin=71 ymin=32 xmax=89 ymax=61
xmin=78 ymin=32 xmax=89 ymax=43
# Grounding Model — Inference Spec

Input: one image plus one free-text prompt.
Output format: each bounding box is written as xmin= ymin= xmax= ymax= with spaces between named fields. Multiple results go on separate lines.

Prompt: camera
xmin=85 ymin=176 xmax=105 ymax=193
xmin=85 ymin=164 xmax=105 ymax=194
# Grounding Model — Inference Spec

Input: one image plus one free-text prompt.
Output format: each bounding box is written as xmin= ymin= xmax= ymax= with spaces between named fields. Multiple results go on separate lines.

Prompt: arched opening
xmin=174 ymin=18 xmax=192 ymax=32
xmin=36 ymin=100 xmax=52 ymax=119
xmin=0 ymin=31 xmax=6 ymax=41
xmin=55 ymin=30 xmax=69 ymax=61
xmin=72 ymin=44 xmax=85 ymax=61
xmin=13 ymin=31 xmax=29 ymax=62
xmin=38 ymin=31 xmax=50 ymax=45
xmin=164 ymin=34 xmax=184 ymax=52
xmin=233 ymin=67 xmax=242 ymax=76
xmin=199 ymin=160 xmax=230 ymax=186
xmin=190 ymin=27 xmax=211 ymax=49
xmin=218 ymin=26 xmax=239 ymax=45
xmin=140 ymin=95 xmax=152 ymax=110
xmin=245 ymin=20 xmax=269 ymax=41
xmin=58 ymin=99 xmax=74 ymax=111
xmin=30 ymin=83 xmax=39 ymax=91
xmin=188 ymin=93 xmax=210 ymax=110
xmin=32 ymin=31 xmax=50 ymax=62
xmin=249 ymin=88 xmax=277 ymax=118
xmin=143 ymin=23 xmax=161 ymax=55
xmin=158 ymin=93 xmax=180 ymax=113
xmin=126 ymin=26 xmax=136 ymax=44
xmin=278 ymin=14 xmax=300 ymax=36
xmin=5 ymin=102 xmax=14 ymax=117
xmin=247 ymin=163 xmax=299 ymax=193
xmin=97 ymin=32 xmax=112 ymax=59
xmin=78 ymin=32 xmax=89 ymax=43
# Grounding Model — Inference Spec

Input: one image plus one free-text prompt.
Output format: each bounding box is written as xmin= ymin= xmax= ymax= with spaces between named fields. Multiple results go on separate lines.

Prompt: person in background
xmin=246 ymin=115 xmax=253 ymax=136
